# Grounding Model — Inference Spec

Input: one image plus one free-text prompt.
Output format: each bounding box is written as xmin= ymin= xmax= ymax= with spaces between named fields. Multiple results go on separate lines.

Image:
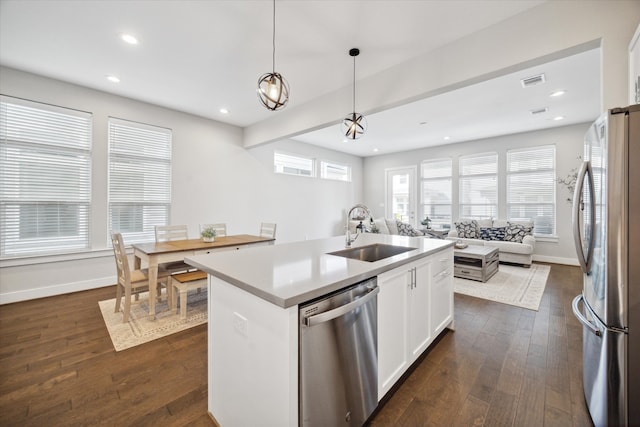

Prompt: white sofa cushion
xmin=385 ymin=218 xmax=399 ymax=235
xmin=373 ymin=218 xmax=390 ymax=234
xmin=485 ymin=240 xmax=533 ymax=255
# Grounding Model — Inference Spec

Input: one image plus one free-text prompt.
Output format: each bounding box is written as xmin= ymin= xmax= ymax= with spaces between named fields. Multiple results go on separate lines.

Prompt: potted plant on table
xmin=201 ymin=226 xmax=217 ymax=242
xmin=420 ymin=216 xmax=431 ymax=229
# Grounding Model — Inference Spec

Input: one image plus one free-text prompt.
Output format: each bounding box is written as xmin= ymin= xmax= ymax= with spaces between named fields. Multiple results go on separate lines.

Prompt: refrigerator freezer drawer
xmin=574 ymin=294 xmax=628 ymax=426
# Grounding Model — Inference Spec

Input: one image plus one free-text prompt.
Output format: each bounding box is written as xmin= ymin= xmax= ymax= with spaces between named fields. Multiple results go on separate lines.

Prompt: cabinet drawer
xmin=454 ymin=265 xmax=483 ymax=280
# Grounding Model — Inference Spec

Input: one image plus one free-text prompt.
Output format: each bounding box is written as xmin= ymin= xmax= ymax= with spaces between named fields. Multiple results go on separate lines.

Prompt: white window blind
xmin=108 ymin=118 xmax=171 ymax=244
xmin=0 ymin=96 xmax=92 ymax=256
xmin=274 ymin=152 xmax=314 ymax=177
xmin=507 ymin=145 xmax=556 ymax=236
xmin=459 ymin=152 xmax=497 ymax=219
xmin=320 ymin=160 xmax=351 ymax=182
xmin=421 ymin=158 xmax=452 ymax=229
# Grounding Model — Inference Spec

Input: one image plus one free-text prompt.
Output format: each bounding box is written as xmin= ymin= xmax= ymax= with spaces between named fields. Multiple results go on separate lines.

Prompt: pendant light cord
xmin=272 ymin=0 xmax=276 ymax=73
xmin=352 ymin=55 xmax=356 ymax=112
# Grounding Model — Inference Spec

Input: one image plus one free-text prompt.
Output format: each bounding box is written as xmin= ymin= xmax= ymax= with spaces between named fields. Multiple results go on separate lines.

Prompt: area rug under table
xmin=99 ymin=289 xmax=207 ymax=351
xmin=454 ymin=263 xmax=550 ymax=311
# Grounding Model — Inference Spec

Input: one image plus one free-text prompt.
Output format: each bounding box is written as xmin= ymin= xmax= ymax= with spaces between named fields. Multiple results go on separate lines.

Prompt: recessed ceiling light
xmin=444 ymin=136 xmax=450 ymax=140
xmin=530 ymin=107 xmax=548 ymax=115
xmin=373 ymin=148 xmax=379 ymax=152
xmin=121 ymin=34 xmax=139 ymax=45
xmin=550 ymin=90 xmax=566 ymax=97
xmin=342 ymin=139 xmax=348 ymax=143
xmin=220 ymin=108 xmax=229 ymax=114
xmin=553 ymin=116 xmax=565 ymax=121
xmin=106 ymin=75 xmax=120 ymax=83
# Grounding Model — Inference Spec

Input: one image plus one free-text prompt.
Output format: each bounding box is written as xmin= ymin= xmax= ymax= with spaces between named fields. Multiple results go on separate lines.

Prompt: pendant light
xmin=257 ymin=0 xmax=289 ymax=111
xmin=341 ymin=48 xmax=367 ymax=140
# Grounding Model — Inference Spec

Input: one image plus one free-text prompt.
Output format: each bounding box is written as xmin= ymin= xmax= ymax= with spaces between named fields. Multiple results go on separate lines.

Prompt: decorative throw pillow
xmin=480 ymin=227 xmax=506 ymax=241
xmin=503 ymin=222 xmax=534 ymax=243
xmin=396 ymin=220 xmax=422 ymax=237
xmin=455 ymin=220 xmax=480 ymax=239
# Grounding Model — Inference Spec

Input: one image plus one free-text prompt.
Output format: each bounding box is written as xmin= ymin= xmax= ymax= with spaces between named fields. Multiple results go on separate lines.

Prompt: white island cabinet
xmin=377 ymin=246 xmax=453 ymax=399
xmin=185 ymin=234 xmax=454 ymax=427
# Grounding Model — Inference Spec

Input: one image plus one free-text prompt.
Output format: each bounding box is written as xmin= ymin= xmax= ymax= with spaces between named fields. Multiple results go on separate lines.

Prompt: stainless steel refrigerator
xmin=572 ymin=104 xmax=640 ymax=426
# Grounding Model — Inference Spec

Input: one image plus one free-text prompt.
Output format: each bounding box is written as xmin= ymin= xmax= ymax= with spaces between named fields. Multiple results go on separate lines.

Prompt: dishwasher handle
xmin=303 ymin=286 xmax=379 ymax=327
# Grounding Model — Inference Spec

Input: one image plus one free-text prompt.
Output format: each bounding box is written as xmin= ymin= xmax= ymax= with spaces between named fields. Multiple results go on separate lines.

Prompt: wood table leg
xmin=148 ymin=257 xmax=158 ymax=320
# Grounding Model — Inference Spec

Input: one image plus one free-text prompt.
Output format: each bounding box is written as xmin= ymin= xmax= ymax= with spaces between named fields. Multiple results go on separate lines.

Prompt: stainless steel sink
xmin=327 ymin=243 xmax=416 ymax=262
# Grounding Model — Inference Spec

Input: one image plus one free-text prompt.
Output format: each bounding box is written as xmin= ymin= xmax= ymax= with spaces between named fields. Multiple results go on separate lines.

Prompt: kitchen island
xmin=186 ymin=233 xmax=454 ymax=426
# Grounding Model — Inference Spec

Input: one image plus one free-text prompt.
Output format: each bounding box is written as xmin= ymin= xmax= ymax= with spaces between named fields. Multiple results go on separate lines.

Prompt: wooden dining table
xmin=132 ymin=234 xmax=275 ymax=319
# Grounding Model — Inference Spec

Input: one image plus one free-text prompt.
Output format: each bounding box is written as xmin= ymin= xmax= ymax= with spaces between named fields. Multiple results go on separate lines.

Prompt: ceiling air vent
xmin=520 ymin=73 xmax=546 ymax=88
xmin=530 ymin=107 xmax=548 ymax=115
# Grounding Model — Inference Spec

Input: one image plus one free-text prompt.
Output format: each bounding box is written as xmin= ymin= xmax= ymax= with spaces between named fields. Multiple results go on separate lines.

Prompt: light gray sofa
xmin=348 ymin=218 xmax=425 ymax=236
xmin=447 ymin=219 xmax=535 ymax=267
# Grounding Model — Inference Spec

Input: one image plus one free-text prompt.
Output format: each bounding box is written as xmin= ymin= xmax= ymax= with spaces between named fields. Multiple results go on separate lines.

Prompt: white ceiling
xmin=0 ymin=0 xmax=600 ymax=157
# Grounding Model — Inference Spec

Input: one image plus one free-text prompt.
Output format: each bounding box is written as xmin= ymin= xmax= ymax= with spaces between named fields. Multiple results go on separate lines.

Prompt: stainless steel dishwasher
xmin=299 ymin=278 xmax=379 ymax=427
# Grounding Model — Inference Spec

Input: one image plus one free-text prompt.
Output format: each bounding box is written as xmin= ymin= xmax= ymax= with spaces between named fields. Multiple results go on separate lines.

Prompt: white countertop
xmin=185 ymin=233 xmax=453 ymax=308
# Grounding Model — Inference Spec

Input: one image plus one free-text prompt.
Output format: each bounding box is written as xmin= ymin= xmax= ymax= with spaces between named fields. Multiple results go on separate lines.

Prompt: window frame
xmin=107 ymin=117 xmax=172 ymax=245
xmin=506 ymin=145 xmax=556 ymax=237
xmin=319 ymin=159 xmax=351 ymax=182
xmin=420 ymin=157 xmax=452 ymax=229
xmin=0 ymin=95 xmax=92 ymax=257
xmin=273 ymin=151 xmax=316 ymax=178
xmin=458 ymin=152 xmax=498 ymax=220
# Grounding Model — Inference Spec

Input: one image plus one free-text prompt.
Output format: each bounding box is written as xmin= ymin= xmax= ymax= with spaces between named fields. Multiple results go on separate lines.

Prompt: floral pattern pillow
xmin=396 ymin=221 xmax=422 ymax=237
xmin=480 ymin=227 xmax=506 ymax=241
xmin=455 ymin=220 xmax=480 ymax=239
xmin=504 ymin=222 xmax=534 ymax=243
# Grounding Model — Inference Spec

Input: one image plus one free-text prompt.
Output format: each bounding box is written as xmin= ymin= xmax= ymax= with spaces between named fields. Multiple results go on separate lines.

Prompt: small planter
xmin=201 ymin=226 xmax=217 ymax=243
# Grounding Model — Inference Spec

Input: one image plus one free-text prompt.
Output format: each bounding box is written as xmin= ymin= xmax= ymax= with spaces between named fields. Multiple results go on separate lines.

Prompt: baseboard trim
xmin=533 ymin=254 xmax=579 ymax=266
xmin=0 ymin=276 xmax=115 ymax=305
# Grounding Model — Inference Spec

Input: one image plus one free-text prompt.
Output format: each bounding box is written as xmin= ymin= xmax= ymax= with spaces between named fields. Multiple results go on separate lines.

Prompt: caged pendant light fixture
xmin=257 ymin=0 xmax=289 ymax=111
xmin=341 ymin=48 xmax=367 ymax=140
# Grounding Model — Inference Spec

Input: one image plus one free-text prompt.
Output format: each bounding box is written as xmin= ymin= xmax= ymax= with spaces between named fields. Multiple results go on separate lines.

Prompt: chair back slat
xmin=155 ymin=225 xmax=188 ymax=242
xmin=200 ymin=223 xmax=227 ymax=237
xmin=259 ymin=222 xmax=277 ymax=239
xmin=111 ymin=233 xmax=131 ymax=286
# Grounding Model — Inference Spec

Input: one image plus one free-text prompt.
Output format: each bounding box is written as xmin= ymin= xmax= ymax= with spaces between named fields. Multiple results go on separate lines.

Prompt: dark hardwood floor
xmin=0 ymin=263 xmax=592 ymax=426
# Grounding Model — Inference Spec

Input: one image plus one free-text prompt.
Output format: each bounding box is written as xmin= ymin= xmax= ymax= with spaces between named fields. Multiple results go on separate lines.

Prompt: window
xmin=0 ymin=96 xmax=92 ymax=256
xmin=108 ymin=118 xmax=171 ymax=244
xmin=274 ymin=152 xmax=314 ymax=177
xmin=421 ymin=158 xmax=452 ymax=229
xmin=507 ymin=145 xmax=556 ymax=236
xmin=459 ymin=152 xmax=498 ymax=219
xmin=320 ymin=160 xmax=351 ymax=182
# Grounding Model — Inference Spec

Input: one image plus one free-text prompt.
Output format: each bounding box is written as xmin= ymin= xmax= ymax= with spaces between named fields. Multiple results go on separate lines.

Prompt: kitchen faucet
xmin=345 ymin=204 xmax=373 ymax=247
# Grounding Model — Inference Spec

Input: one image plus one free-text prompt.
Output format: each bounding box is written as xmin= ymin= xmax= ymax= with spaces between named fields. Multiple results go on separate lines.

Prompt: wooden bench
xmin=170 ymin=270 xmax=208 ymax=320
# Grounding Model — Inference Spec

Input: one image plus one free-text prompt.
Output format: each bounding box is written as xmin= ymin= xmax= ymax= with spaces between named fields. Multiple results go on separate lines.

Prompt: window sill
xmin=0 ymin=247 xmax=115 ymax=268
xmin=534 ymin=235 xmax=559 ymax=243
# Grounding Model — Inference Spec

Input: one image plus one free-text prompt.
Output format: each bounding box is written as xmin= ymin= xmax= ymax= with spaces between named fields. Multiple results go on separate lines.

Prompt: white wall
xmin=0 ymin=67 xmax=363 ymax=303
xmin=362 ymin=123 xmax=589 ymax=265
xmin=244 ymin=1 xmax=639 ymax=148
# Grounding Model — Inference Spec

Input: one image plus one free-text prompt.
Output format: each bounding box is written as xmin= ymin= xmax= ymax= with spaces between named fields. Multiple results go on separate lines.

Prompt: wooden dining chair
xmin=155 ymin=224 xmax=189 ymax=242
xmin=200 ymin=223 xmax=227 ymax=238
xmin=154 ymin=225 xmax=194 ymax=275
xmin=259 ymin=222 xmax=277 ymax=239
xmin=111 ymin=233 xmax=170 ymax=323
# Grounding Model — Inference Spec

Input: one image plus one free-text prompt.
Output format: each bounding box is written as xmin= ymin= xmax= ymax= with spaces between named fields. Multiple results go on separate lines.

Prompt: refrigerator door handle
xmin=572 ymin=161 xmax=596 ymax=273
xmin=572 ymin=294 xmax=601 ymax=337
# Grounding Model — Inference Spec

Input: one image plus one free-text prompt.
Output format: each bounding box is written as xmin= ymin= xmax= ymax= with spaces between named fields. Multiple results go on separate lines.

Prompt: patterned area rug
xmin=454 ymin=263 xmax=550 ymax=311
xmin=99 ymin=289 xmax=207 ymax=351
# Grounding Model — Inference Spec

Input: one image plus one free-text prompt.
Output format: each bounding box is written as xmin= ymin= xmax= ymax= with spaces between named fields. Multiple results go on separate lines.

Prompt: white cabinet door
xmin=408 ymin=258 xmax=432 ymax=361
xmin=377 ymin=265 xmax=410 ymax=399
xmin=430 ymin=248 xmax=454 ymax=336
